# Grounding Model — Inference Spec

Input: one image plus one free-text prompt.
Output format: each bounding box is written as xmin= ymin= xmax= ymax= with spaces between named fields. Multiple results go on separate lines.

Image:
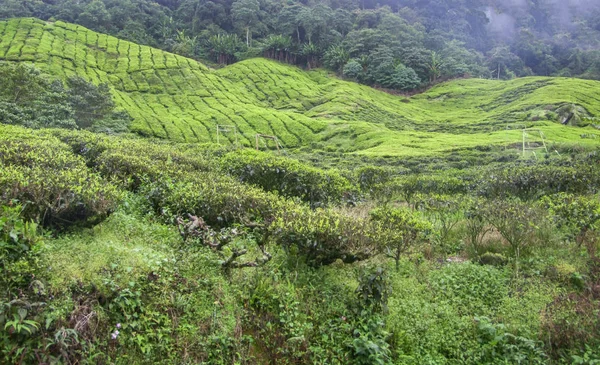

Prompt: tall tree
xmin=297 ymin=4 xmax=332 ymax=45
xmin=231 ymin=0 xmax=260 ymax=46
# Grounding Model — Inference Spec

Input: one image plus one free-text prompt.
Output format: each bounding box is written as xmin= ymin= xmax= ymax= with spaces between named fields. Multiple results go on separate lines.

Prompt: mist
xmin=485 ymin=0 xmax=600 ymax=41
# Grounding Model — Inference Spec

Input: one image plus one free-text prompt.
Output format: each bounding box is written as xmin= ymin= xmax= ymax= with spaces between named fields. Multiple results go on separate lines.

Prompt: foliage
xmin=0 ymin=19 xmax=599 ymax=157
xmin=0 ymin=0 xmax=598 ymax=88
xmin=355 ymin=267 xmax=390 ymax=314
xmin=415 ymin=194 xmax=462 ymax=252
xmin=543 ymin=193 xmax=600 ymax=248
xmin=475 ymin=162 xmax=600 ymax=200
xmin=350 ymin=267 xmax=392 ymax=365
xmin=0 ymin=62 xmax=129 ymax=132
xmin=343 ymin=59 xmax=364 ymax=80
xmin=0 ymin=134 xmax=121 ymax=228
xmin=475 ymin=316 xmax=547 ymax=364
xmin=348 ymin=314 xmax=391 ymax=365
xmin=464 ymin=196 xmax=493 ymax=257
xmin=355 ymin=165 xmax=394 ymax=197
xmin=221 ymin=149 xmax=354 ymax=206
xmin=389 ymin=64 xmax=421 ymax=91
xmin=323 ymin=45 xmax=349 ymax=73
xmin=370 ymin=207 xmax=434 ymax=270
xmin=0 ymin=205 xmax=44 ymax=295
xmin=0 ymin=123 xmax=598 ymax=363
xmin=429 ymin=263 xmax=507 ymax=316
xmin=272 ymin=205 xmax=377 ymax=266
xmin=482 ymin=199 xmax=542 ymax=260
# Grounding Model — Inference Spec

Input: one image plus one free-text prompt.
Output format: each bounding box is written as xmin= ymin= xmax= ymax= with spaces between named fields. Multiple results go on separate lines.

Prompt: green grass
xmin=1 ymin=18 xmax=600 ymax=156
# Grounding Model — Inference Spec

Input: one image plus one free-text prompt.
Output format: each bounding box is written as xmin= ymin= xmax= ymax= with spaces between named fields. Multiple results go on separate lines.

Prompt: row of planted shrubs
xmin=357 ymin=156 xmax=600 ymax=203
xmin=0 ymin=132 xmax=121 ymax=228
xmin=0 ymin=125 xmax=374 ymax=265
xmin=220 ymin=149 xmax=355 ymax=207
xmin=2 ymin=124 xmax=598 ymax=266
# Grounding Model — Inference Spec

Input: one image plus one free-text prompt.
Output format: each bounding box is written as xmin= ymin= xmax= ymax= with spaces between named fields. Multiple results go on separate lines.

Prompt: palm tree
xmin=173 ymin=29 xmax=198 ymax=58
xmin=207 ymin=34 xmax=242 ymax=65
xmin=323 ymin=45 xmax=349 ymax=72
xmin=300 ymin=43 xmax=320 ymax=69
xmin=427 ymin=51 xmax=444 ymax=83
xmin=262 ymin=35 xmax=293 ymax=63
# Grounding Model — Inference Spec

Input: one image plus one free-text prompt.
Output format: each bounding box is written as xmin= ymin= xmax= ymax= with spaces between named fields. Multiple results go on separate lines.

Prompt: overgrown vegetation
xmin=1 ymin=123 xmax=599 ymax=364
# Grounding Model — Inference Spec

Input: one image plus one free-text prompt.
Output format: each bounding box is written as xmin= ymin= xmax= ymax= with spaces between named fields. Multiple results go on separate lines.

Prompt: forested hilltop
xmin=1 ymin=0 xmax=600 ymax=91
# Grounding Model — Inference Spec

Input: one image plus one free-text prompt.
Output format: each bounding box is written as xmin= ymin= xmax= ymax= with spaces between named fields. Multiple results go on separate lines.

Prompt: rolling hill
xmin=1 ymin=17 xmax=600 ymax=157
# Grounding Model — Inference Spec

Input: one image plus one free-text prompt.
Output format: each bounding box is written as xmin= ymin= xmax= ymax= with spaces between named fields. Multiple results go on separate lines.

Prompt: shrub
xmin=343 ymin=59 xmax=364 ymax=80
xmin=542 ymin=193 xmax=600 ymax=249
xmin=355 ymin=166 xmax=394 ymax=197
xmin=482 ymin=199 xmax=542 ymax=262
xmin=475 ymin=163 xmax=600 ymax=199
xmin=221 ymin=149 xmax=354 ymax=207
xmin=475 ymin=316 xmax=547 ymax=364
xmin=370 ymin=207 xmax=434 ymax=270
xmin=0 ymin=63 xmax=130 ymax=132
xmin=0 ymin=204 xmax=44 ymax=293
xmin=272 ymin=205 xmax=377 ymax=266
xmin=463 ymin=197 xmax=493 ymax=257
xmin=349 ymin=267 xmax=392 ymax=365
xmin=479 ymin=252 xmax=508 ymax=267
xmin=415 ymin=194 xmax=462 ymax=252
xmin=389 ymin=65 xmax=421 ymax=91
xmin=0 ymin=137 xmax=120 ymax=228
xmin=392 ymin=174 xmax=467 ymax=207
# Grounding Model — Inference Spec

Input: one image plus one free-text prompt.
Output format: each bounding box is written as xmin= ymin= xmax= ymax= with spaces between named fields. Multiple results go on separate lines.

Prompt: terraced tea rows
xmin=1 ymin=18 xmax=600 ymax=156
xmin=0 ymin=18 xmax=325 ymax=147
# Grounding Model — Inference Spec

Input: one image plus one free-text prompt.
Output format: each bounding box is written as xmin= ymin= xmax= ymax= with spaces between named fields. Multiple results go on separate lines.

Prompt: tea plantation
xmin=1 ymin=17 xmax=600 ymax=365
xmin=1 ymin=17 xmax=599 ymax=156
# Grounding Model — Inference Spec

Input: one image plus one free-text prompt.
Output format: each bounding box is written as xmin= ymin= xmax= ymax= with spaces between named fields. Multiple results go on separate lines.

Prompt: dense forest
xmin=1 ymin=0 xmax=600 ymax=91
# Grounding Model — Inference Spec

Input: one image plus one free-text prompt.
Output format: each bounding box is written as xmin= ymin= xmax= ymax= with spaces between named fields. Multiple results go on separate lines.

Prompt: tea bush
xmin=0 ymin=122 xmax=598 ymax=364
xmin=221 ymin=149 xmax=354 ymax=206
xmin=273 ymin=205 xmax=378 ymax=266
xmin=543 ymin=193 xmax=600 ymax=247
xmin=0 ymin=134 xmax=120 ymax=227
xmin=474 ymin=162 xmax=600 ymax=199
xmin=370 ymin=207 xmax=435 ymax=270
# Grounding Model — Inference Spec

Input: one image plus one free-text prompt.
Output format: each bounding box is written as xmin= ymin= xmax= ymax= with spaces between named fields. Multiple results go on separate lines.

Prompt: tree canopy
xmin=1 ymin=0 xmax=600 ymax=91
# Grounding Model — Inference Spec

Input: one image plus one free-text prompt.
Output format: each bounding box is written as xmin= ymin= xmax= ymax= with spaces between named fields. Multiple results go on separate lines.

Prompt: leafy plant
xmin=370 ymin=207 xmax=434 ymax=270
xmin=356 ymin=267 xmax=390 ymax=314
xmin=475 ymin=316 xmax=547 ymax=364
xmin=483 ymin=199 xmax=542 ymax=272
xmin=464 ymin=197 xmax=493 ymax=257
xmin=429 ymin=264 xmax=507 ymax=316
xmin=543 ymin=193 xmax=600 ymax=251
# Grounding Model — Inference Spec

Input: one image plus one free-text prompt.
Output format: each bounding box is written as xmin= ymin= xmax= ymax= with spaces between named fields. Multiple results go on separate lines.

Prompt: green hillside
xmin=1 ymin=18 xmax=599 ymax=156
